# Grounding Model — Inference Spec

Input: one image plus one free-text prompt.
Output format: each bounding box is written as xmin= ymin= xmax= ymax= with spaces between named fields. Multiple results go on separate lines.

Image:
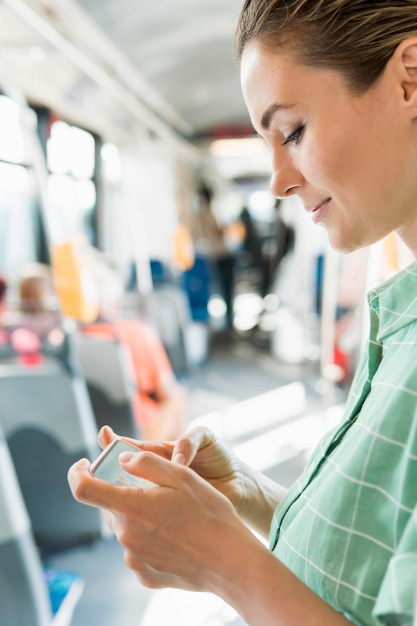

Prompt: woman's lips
xmin=307 ymin=198 xmax=331 ymax=224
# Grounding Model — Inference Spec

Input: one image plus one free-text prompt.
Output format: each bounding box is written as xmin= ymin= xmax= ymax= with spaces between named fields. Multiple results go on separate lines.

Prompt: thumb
xmin=171 ymin=426 xmax=216 ymax=466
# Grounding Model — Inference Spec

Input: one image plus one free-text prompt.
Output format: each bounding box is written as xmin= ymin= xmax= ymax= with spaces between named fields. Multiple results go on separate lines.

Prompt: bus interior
xmin=0 ymin=1 xmax=414 ymax=625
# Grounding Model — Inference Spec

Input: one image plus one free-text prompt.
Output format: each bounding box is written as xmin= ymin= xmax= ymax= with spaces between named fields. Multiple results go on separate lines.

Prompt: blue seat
xmin=150 ymin=259 xmax=176 ymax=287
xmin=182 ymin=255 xmax=212 ymax=322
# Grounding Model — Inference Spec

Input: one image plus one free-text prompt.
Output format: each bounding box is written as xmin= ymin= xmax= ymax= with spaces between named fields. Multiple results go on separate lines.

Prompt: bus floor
xmin=46 ymin=328 xmax=345 ymax=626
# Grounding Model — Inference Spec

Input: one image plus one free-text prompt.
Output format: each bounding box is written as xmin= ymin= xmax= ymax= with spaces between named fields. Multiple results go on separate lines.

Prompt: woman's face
xmin=240 ymin=41 xmax=417 ymax=254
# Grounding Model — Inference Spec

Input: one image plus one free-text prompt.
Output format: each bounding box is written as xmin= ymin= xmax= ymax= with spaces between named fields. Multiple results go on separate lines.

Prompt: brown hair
xmin=19 ymin=264 xmax=54 ymax=314
xmin=235 ymin=0 xmax=417 ymax=94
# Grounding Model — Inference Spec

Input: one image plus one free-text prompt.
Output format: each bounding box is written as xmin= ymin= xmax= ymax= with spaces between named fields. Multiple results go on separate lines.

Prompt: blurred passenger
xmin=194 ymin=182 xmax=236 ymax=329
xmin=82 ymin=261 xmax=187 ymax=441
xmin=11 ymin=263 xmax=60 ymax=362
xmin=18 ymin=263 xmax=58 ymax=317
xmin=260 ymin=199 xmax=294 ymax=297
xmin=0 ymin=275 xmax=7 ymax=343
xmin=239 ymin=205 xmax=263 ymax=273
xmin=0 ymin=275 xmax=6 ymax=319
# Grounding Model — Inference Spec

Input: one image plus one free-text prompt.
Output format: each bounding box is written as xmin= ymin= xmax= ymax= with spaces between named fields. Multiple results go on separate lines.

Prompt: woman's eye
xmin=282 ymin=125 xmax=304 ymax=146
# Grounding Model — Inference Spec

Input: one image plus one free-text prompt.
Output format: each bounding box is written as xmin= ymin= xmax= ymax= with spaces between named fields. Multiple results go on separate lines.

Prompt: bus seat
xmin=0 ymin=357 xmax=106 ymax=552
xmin=147 ymin=284 xmax=209 ymax=372
xmin=74 ymin=333 xmax=138 ymax=438
xmin=0 ymin=424 xmax=84 ymax=625
xmin=182 ymin=254 xmax=212 ymax=322
xmin=150 ymin=259 xmax=175 ymax=287
xmin=146 ymin=285 xmax=190 ymax=376
xmin=0 ymin=423 xmax=52 ymax=625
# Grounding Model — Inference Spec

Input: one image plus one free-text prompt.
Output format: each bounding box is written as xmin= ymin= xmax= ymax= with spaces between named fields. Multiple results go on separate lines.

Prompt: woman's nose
xmin=270 ymin=151 xmax=303 ymax=198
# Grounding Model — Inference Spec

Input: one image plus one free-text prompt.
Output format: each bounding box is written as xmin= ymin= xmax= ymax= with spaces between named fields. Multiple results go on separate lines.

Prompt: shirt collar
xmin=368 ymin=261 xmax=417 ymax=342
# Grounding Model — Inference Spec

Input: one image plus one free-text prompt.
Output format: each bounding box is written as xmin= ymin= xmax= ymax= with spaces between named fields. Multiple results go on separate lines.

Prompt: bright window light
xmin=208 ymin=295 xmax=227 ymax=318
xmin=0 ymin=162 xmax=29 ymax=193
xmin=233 ymin=292 xmax=264 ymax=332
xmin=101 ymin=142 xmax=121 ymax=183
xmin=0 ymin=95 xmax=27 ymax=164
xmin=47 ymin=121 xmax=95 ymax=178
xmin=248 ymin=190 xmax=275 ymax=221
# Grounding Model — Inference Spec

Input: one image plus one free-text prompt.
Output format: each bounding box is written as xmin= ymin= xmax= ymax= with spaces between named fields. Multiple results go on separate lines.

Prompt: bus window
xmin=0 ymin=95 xmax=39 ymax=275
xmin=46 ymin=120 xmax=97 ymax=244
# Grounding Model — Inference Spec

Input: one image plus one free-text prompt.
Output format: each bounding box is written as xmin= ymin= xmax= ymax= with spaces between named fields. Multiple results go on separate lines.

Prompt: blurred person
xmin=69 ymin=2 xmax=417 ymax=625
xmin=82 ymin=260 xmax=187 ymax=441
xmin=0 ymin=275 xmax=8 ymax=343
xmin=194 ymin=182 xmax=237 ymax=329
xmin=9 ymin=263 xmax=61 ymax=362
xmin=239 ymin=205 xmax=263 ymax=272
xmin=18 ymin=263 xmax=58 ymax=317
xmin=0 ymin=275 xmax=7 ymax=320
xmin=260 ymin=199 xmax=294 ymax=298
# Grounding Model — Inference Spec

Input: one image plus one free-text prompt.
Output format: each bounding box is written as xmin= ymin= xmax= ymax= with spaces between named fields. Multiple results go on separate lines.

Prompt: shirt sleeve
xmin=373 ymin=507 xmax=417 ymax=626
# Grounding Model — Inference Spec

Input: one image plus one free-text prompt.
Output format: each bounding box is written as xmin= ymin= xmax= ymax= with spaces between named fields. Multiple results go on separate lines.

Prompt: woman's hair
xmin=235 ymin=0 xmax=417 ymax=94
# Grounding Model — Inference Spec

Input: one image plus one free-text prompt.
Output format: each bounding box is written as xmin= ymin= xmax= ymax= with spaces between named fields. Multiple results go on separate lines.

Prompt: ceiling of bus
xmin=0 ymin=0 xmax=256 ymax=158
xmin=80 ymin=0 xmax=252 ymax=138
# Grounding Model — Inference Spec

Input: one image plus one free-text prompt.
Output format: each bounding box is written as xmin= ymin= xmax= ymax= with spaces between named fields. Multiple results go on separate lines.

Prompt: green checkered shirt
xmin=270 ymin=262 xmax=417 ymax=626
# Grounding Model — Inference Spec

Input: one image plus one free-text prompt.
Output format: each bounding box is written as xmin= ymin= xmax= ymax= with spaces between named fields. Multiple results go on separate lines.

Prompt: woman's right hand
xmin=170 ymin=426 xmax=246 ymax=512
xmin=98 ymin=425 xmax=245 ymax=512
xmin=170 ymin=426 xmax=287 ymax=536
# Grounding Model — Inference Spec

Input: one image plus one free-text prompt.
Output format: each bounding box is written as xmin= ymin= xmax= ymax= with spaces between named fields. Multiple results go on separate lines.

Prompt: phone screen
xmin=90 ymin=439 xmax=157 ymax=489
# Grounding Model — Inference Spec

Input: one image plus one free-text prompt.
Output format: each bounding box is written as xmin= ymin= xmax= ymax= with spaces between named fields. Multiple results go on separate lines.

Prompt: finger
xmin=67 ymin=457 xmax=149 ymax=511
xmin=171 ymin=426 xmax=216 ymax=466
xmin=131 ymin=440 xmax=175 ymax=460
xmin=99 ymin=427 xmax=146 ymax=452
xmin=67 ymin=458 xmax=99 ymax=505
xmin=98 ymin=427 xmax=174 ymax=460
xmin=98 ymin=425 xmax=118 ymax=448
xmin=119 ymin=449 xmax=192 ymax=489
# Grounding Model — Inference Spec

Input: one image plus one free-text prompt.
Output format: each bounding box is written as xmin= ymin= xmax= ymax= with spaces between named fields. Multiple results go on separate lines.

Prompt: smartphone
xmin=90 ymin=439 xmax=157 ymax=489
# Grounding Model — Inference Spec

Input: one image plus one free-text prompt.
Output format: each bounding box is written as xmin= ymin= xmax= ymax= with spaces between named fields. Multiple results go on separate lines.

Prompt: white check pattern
xmin=270 ymin=263 xmax=417 ymax=626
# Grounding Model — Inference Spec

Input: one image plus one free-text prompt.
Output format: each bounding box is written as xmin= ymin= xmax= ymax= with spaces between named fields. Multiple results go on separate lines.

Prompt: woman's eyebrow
xmin=261 ymin=103 xmax=295 ymax=130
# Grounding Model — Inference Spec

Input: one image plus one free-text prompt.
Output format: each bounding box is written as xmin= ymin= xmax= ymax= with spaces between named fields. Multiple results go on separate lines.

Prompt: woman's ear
xmin=398 ymin=39 xmax=417 ymax=107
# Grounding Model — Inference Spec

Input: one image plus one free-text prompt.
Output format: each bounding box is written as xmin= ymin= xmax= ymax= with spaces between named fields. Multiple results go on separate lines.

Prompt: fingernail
xmin=173 ymin=453 xmax=186 ymax=465
xmin=119 ymin=452 xmax=134 ymax=463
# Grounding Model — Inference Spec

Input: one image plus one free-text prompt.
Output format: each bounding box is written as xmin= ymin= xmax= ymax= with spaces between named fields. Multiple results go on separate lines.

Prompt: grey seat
xmin=146 ymin=285 xmax=190 ymax=376
xmin=74 ymin=332 xmax=138 ymax=438
xmin=0 ymin=332 xmax=106 ymax=552
xmin=0 ymin=423 xmax=52 ymax=625
xmin=0 ymin=421 xmax=85 ymax=625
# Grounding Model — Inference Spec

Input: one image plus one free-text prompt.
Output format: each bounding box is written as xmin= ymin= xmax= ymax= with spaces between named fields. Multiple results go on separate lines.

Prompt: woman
xmin=68 ymin=2 xmax=417 ymax=625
